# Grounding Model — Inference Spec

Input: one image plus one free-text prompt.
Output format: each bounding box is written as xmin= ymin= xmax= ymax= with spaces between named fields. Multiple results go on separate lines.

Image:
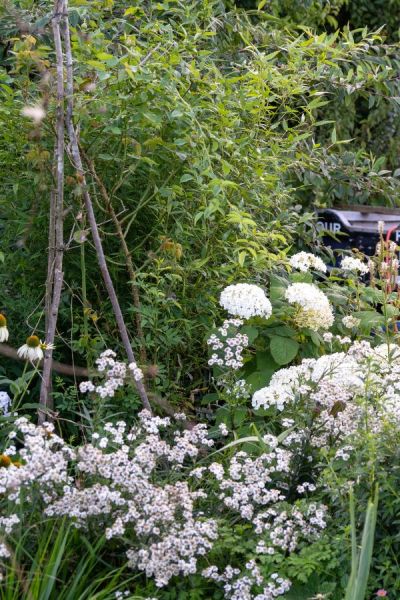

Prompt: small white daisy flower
xmin=0 ymin=314 xmax=9 ymax=343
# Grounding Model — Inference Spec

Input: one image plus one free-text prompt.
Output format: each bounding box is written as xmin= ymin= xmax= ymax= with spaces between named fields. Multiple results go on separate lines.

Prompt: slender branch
xmin=39 ymin=0 xmax=66 ymax=424
xmin=0 ymin=342 xmax=89 ymax=377
xmin=61 ymin=4 xmax=151 ymax=412
xmin=81 ymin=147 xmax=147 ymax=363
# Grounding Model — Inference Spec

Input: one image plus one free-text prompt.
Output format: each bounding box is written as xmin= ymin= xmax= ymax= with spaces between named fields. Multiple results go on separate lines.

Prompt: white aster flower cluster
xmin=202 ymin=563 xmax=291 ymax=600
xmin=340 ymin=256 xmax=369 ymax=275
xmin=289 ymin=252 xmax=327 ymax=273
xmin=253 ymin=341 xmax=400 ymax=449
xmin=285 ymin=283 xmax=334 ymax=331
xmin=1 ymin=412 xmax=217 ymax=588
xmin=208 ymin=319 xmax=249 ymax=370
xmin=0 ymin=418 xmax=74 ymax=503
xmin=0 ymin=514 xmax=20 ymax=560
xmin=342 ymin=315 xmax=361 ymax=329
xmin=219 ymin=284 xmax=272 ymax=320
xmin=46 ymin=412 xmax=218 ymax=588
xmin=224 ymin=378 xmax=251 ymax=400
xmin=0 ymin=412 xmax=328 ymax=594
xmin=79 ymin=349 xmax=143 ymax=398
xmin=199 ymin=443 xmax=326 ymax=600
xmin=128 ymin=360 xmax=144 ymax=382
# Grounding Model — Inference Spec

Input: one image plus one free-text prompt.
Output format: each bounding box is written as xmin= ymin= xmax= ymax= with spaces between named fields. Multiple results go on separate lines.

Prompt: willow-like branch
xmin=61 ymin=4 xmax=151 ymax=412
xmin=39 ymin=0 xmax=66 ymax=424
xmin=81 ymin=147 xmax=147 ymax=364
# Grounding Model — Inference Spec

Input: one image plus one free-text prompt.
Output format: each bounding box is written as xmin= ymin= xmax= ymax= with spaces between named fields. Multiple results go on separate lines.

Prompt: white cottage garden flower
xmin=289 ymin=252 xmax=327 ymax=273
xmin=340 ymin=256 xmax=369 ymax=275
xmin=17 ymin=335 xmax=44 ymax=362
xmin=208 ymin=319 xmax=249 ymax=370
xmin=285 ymin=283 xmax=334 ymax=331
xmin=80 ymin=350 xmax=145 ymax=398
xmin=0 ymin=392 xmax=11 ymax=416
xmin=342 ymin=315 xmax=361 ymax=329
xmin=0 ymin=314 xmax=9 ymax=342
xmin=219 ymin=284 xmax=272 ymax=320
xmin=128 ymin=361 xmax=144 ymax=382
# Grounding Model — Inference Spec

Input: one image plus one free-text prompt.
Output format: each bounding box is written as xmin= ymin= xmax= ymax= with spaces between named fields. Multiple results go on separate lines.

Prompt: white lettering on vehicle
xmin=317 ymin=221 xmax=341 ymax=233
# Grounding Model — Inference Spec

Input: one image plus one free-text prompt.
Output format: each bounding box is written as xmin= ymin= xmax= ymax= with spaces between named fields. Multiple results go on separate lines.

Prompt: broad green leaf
xmin=270 ymin=335 xmax=299 ymax=365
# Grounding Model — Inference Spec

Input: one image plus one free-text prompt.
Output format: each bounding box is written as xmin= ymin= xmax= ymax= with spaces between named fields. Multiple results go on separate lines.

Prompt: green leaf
xmin=269 ymin=336 xmax=299 ymax=365
xmin=180 ymin=173 xmax=193 ymax=183
xmin=241 ymin=325 xmax=259 ymax=343
xmin=233 ymin=407 xmax=247 ymax=427
xmin=124 ymin=7 xmax=139 ymax=16
xmin=266 ymin=325 xmax=297 ymax=338
xmin=353 ymin=310 xmax=386 ymax=331
xmin=290 ymin=271 xmax=313 ymax=283
xmin=238 ymin=251 xmax=247 ymax=267
xmin=215 ymin=407 xmax=232 ymax=428
xmin=246 ymin=368 xmax=274 ymax=391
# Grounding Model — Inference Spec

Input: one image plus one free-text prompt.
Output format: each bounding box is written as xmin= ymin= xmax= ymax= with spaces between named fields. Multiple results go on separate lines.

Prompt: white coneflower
xmin=0 ymin=314 xmax=9 ymax=342
xmin=21 ymin=104 xmax=46 ymax=124
xmin=40 ymin=341 xmax=56 ymax=351
xmin=17 ymin=335 xmax=44 ymax=362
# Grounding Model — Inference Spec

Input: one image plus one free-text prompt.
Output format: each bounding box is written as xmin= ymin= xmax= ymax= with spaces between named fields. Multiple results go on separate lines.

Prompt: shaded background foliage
xmin=0 ymin=0 xmax=400 ymax=404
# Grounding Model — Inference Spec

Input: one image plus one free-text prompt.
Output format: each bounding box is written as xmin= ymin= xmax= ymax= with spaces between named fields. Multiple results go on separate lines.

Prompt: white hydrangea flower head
xmin=289 ymin=252 xmax=327 ymax=273
xmin=285 ymin=283 xmax=334 ymax=331
xmin=219 ymin=284 xmax=272 ymax=320
xmin=340 ymin=256 xmax=369 ymax=275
